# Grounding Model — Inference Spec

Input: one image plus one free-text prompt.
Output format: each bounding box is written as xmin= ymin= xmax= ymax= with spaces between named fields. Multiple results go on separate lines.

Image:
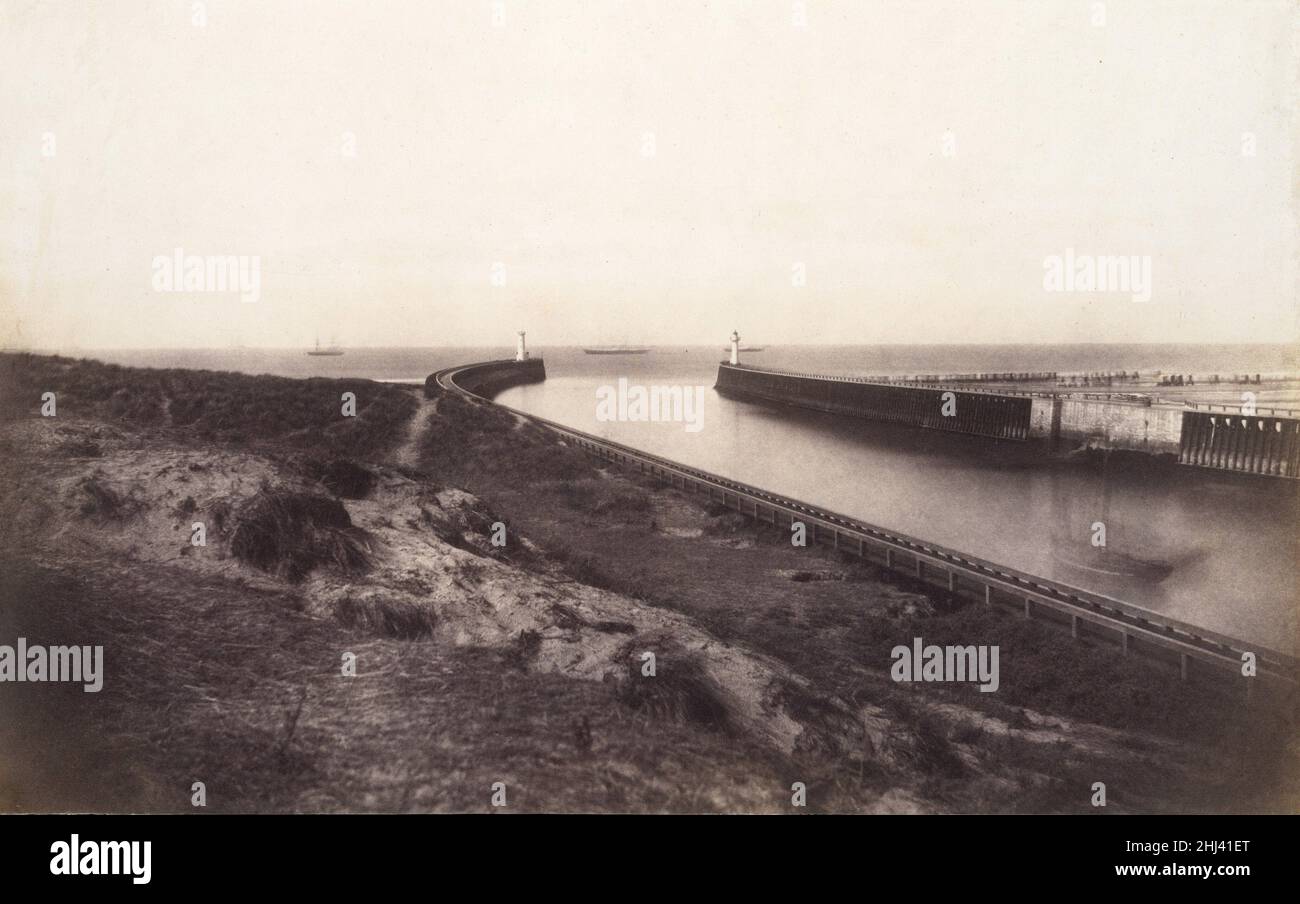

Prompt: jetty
xmin=429 ymin=353 xmax=1297 ymax=692
xmin=712 ymin=334 xmax=1300 ymax=478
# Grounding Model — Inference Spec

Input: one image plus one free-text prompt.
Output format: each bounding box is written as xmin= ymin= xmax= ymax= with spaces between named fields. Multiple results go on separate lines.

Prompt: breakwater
xmin=435 ymin=358 xmax=1298 ymax=690
xmin=424 ymin=357 xmax=545 ymax=400
xmin=1179 ymin=410 xmax=1300 ymax=477
xmin=717 ymin=362 xmax=1300 ymax=477
xmin=714 ymin=362 xmax=1033 ymax=441
xmin=1031 ymin=395 xmax=1184 ymax=456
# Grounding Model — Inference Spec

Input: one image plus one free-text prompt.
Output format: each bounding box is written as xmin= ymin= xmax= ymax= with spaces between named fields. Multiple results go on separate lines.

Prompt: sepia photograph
xmin=0 ymin=0 xmax=1296 ymax=882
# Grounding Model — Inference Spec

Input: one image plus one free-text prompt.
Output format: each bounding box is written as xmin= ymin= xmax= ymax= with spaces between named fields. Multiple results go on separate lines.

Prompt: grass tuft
xmin=230 ymin=488 xmax=373 ymax=583
xmin=333 ymin=594 xmax=435 ymax=639
xmin=616 ymin=644 xmax=730 ymax=730
xmin=317 ymin=459 xmax=378 ymax=499
xmin=76 ymin=477 xmax=142 ymax=521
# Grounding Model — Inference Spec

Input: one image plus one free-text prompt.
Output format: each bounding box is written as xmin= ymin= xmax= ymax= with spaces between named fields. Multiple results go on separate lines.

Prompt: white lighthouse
xmin=729 ymin=330 xmax=741 ymax=365
xmin=515 ymin=331 xmax=528 ymax=361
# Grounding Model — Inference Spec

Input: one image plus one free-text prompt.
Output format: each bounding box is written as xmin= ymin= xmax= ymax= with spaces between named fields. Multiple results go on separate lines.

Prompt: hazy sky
xmin=1 ymin=0 xmax=1296 ymax=349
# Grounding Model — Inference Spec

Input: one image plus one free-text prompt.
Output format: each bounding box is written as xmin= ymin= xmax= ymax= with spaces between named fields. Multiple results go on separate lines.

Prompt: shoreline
xmin=455 ymin=359 xmax=1298 ymax=665
xmin=1 ymin=352 xmax=1296 ymax=813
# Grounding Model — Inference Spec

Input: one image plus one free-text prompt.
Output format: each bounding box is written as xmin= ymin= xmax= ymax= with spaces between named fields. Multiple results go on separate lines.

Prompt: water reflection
xmin=499 ymin=375 xmax=1298 ymax=654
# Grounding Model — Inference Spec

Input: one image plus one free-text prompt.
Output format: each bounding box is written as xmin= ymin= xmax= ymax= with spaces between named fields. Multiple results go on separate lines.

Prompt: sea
xmin=65 ymin=343 xmax=1299 ymax=654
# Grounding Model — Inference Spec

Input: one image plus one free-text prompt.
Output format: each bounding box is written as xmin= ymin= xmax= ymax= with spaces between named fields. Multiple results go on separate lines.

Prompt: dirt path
xmin=391 ymin=396 xmax=437 ymax=469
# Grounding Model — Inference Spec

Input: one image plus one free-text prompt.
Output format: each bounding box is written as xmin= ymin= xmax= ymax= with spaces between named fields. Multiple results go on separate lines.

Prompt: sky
xmin=1 ymin=0 xmax=1296 ymax=350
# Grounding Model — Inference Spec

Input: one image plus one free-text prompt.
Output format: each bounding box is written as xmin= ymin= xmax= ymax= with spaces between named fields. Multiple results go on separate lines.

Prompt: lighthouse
xmin=729 ymin=330 xmax=741 ymax=365
xmin=515 ymin=331 xmax=528 ymax=361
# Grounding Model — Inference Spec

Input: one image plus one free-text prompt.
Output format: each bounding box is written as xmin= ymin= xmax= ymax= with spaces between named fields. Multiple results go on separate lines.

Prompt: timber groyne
xmin=1178 ymin=410 xmax=1300 ymax=478
xmin=432 ymin=358 xmax=1298 ymax=691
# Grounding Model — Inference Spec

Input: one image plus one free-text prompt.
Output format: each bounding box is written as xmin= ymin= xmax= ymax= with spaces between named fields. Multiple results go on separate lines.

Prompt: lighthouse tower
xmin=515 ymin=331 xmax=528 ymax=361
xmin=729 ymin=330 xmax=741 ymax=365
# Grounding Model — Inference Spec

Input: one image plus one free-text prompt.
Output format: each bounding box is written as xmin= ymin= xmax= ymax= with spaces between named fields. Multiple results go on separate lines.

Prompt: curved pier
xmin=433 ymin=358 xmax=1298 ymax=690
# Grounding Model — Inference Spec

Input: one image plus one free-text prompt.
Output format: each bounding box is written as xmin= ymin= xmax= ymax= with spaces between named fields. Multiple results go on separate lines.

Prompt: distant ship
xmin=582 ymin=345 xmax=651 ymax=355
xmin=307 ymin=335 xmax=344 ymax=356
xmin=723 ymin=346 xmax=766 ymax=352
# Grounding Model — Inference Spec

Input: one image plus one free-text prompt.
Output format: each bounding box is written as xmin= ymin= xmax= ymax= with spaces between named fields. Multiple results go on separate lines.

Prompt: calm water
xmin=74 ymin=344 xmax=1298 ymax=653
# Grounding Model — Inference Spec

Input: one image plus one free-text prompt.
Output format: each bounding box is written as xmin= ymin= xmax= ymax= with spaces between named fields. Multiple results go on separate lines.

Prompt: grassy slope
xmin=0 ymin=355 xmax=795 ymax=813
xmin=0 ymin=556 xmax=792 ymax=813
xmin=417 ymin=386 xmax=1300 ymax=813
xmin=0 ymin=354 xmax=1294 ymax=813
xmin=0 ymin=353 xmax=417 ymax=459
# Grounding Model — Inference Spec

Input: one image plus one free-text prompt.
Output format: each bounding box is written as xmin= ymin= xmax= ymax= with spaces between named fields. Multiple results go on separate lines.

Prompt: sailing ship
xmin=307 ymin=334 xmax=344 ymax=356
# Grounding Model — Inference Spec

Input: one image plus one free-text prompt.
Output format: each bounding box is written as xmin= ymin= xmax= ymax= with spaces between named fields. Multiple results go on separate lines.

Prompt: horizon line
xmin=6 ymin=339 xmax=1298 ymax=354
